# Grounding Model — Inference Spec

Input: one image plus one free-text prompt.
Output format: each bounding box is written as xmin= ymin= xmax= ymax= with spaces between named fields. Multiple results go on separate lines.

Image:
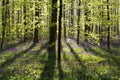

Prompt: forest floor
xmin=0 ymin=38 xmax=120 ymax=80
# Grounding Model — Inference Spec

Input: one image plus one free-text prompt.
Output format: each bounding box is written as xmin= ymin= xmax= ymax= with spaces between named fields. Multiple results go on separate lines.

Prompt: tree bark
xmin=107 ymin=0 xmax=110 ymax=49
xmin=58 ymin=0 xmax=62 ymax=64
xmin=1 ymin=0 xmax=6 ymax=48
xmin=63 ymin=4 xmax=66 ymax=39
xmin=48 ymin=0 xmax=58 ymax=53
xmin=23 ymin=0 xmax=27 ymax=42
xmin=33 ymin=1 xmax=39 ymax=44
xmin=77 ymin=0 xmax=81 ymax=44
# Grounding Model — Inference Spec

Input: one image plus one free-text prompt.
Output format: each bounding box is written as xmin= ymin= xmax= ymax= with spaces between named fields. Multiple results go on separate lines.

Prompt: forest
xmin=0 ymin=0 xmax=120 ymax=80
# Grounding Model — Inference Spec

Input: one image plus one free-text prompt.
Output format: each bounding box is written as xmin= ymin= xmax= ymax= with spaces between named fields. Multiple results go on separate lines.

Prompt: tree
xmin=84 ymin=3 xmax=90 ymax=43
xmin=107 ymin=0 xmax=110 ymax=49
xmin=48 ymin=0 xmax=58 ymax=52
xmin=33 ymin=1 xmax=39 ymax=43
xmin=70 ymin=0 xmax=74 ymax=37
xmin=1 ymin=0 xmax=9 ymax=48
xmin=58 ymin=0 xmax=62 ymax=64
xmin=77 ymin=0 xmax=81 ymax=44
xmin=23 ymin=0 xmax=27 ymax=42
xmin=1 ymin=0 xmax=6 ymax=48
xmin=6 ymin=0 xmax=10 ymax=37
xmin=63 ymin=4 xmax=66 ymax=39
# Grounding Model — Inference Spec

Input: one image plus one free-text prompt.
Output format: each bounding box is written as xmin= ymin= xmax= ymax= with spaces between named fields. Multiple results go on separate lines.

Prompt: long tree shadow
xmin=39 ymin=49 xmax=56 ymax=80
xmin=82 ymin=42 xmax=120 ymax=67
xmin=0 ymin=41 xmax=24 ymax=53
xmin=65 ymin=38 xmax=120 ymax=79
xmin=61 ymin=42 xmax=69 ymax=62
xmin=66 ymin=42 xmax=81 ymax=62
xmin=0 ymin=43 xmax=36 ymax=70
xmin=101 ymin=47 xmax=120 ymax=56
xmin=63 ymin=51 xmax=68 ymax=61
xmin=0 ymin=43 xmax=36 ymax=79
xmin=18 ymin=42 xmax=48 ymax=66
xmin=58 ymin=61 xmax=64 ymax=80
xmin=57 ymin=44 xmax=64 ymax=80
xmin=29 ymin=42 xmax=48 ymax=54
xmin=65 ymin=41 xmax=91 ymax=80
xmin=85 ymin=45 xmax=120 ymax=66
xmin=83 ymin=43 xmax=120 ymax=79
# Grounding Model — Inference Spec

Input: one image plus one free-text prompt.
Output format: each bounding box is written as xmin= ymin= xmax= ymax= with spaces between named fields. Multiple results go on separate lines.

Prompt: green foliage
xmin=0 ymin=0 xmax=120 ymax=79
xmin=0 ymin=42 xmax=119 ymax=80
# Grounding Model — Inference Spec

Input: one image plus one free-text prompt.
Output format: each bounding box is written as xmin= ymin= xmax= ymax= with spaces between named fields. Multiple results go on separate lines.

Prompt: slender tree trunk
xmin=84 ymin=2 xmax=91 ymax=43
xmin=12 ymin=0 xmax=14 ymax=28
xmin=6 ymin=0 xmax=10 ymax=36
xmin=84 ymin=5 xmax=89 ymax=42
xmin=68 ymin=5 xmax=71 ymax=37
xmin=58 ymin=0 xmax=62 ymax=64
xmin=63 ymin=4 xmax=66 ymax=39
xmin=99 ymin=5 xmax=104 ymax=46
xmin=1 ymin=0 xmax=6 ymax=48
xmin=77 ymin=0 xmax=81 ymax=44
xmin=23 ymin=0 xmax=27 ymax=42
xmin=16 ymin=10 xmax=20 ymax=38
xmin=70 ymin=1 xmax=74 ymax=37
xmin=33 ymin=1 xmax=39 ymax=43
xmin=33 ymin=28 xmax=39 ymax=43
xmin=107 ymin=0 xmax=110 ymax=49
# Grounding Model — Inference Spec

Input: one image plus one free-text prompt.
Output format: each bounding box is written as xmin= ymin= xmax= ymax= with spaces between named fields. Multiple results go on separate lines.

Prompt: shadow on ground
xmin=0 ymin=41 xmax=24 ymax=53
xmin=39 ymin=49 xmax=56 ymax=80
xmin=0 ymin=43 xmax=36 ymax=79
xmin=82 ymin=42 xmax=120 ymax=66
xmin=65 ymin=39 xmax=120 ymax=80
xmin=65 ymin=41 xmax=91 ymax=80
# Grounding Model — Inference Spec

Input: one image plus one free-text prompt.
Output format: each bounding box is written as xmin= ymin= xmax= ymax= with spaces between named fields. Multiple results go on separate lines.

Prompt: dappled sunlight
xmin=0 ymin=40 xmax=119 ymax=80
xmin=0 ymin=0 xmax=120 ymax=79
xmin=0 ymin=43 xmax=48 ymax=80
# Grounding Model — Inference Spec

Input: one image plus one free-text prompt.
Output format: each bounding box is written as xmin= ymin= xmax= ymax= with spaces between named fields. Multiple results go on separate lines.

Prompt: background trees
xmin=0 ymin=0 xmax=120 ymax=80
xmin=0 ymin=0 xmax=120 ymax=60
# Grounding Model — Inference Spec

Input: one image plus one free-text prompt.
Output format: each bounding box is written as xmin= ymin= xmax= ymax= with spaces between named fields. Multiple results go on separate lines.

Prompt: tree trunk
xmin=63 ymin=4 xmax=66 ymax=39
xmin=33 ymin=1 xmax=39 ymax=44
xmin=107 ymin=0 xmax=110 ymax=49
xmin=6 ymin=0 xmax=10 ymax=36
xmin=77 ymin=0 xmax=81 ymax=44
xmin=58 ymin=0 xmax=62 ymax=64
xmin=84 ymin=3 xmax=90 ymax=43
xmin=23 ymin=0 xmax=27 ymax=42
xmin=1 ymin=0 xmax=6 ymax=48
xmin=48 ymin=0 xmax=58 ymax=53
xmin=70 ymin=1 xmax=74 ymax=37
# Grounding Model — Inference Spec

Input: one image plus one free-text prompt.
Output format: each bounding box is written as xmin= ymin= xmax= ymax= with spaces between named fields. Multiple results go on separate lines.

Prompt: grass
xmin=0 ymin=41 xmax=119 ymax=80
